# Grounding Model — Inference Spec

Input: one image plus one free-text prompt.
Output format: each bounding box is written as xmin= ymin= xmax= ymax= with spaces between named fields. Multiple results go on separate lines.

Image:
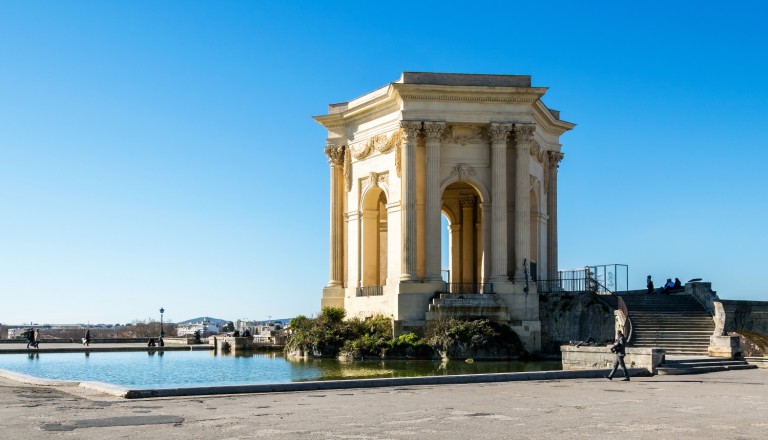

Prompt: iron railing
xmin=445 ymin=283 xmax=494 ymax=294
xmin=538 ymin=264 xmax=628 ymax=294
xmin=356 ymin=286 xmax=384 ymax=297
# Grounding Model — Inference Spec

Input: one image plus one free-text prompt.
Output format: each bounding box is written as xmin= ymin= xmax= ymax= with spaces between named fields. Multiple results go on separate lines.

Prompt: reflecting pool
xmin=0 ymin=351 xmax=561 ymax=389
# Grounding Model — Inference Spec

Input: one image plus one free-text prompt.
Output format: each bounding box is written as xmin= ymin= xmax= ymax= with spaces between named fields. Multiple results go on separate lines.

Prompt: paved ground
xmin=1 ymin=367 xmax=766 ymax=439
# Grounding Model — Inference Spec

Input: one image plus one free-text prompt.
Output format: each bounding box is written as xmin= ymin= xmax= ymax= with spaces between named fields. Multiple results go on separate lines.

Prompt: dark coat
xmin=611 ymin=334 xmax=626 ymax=356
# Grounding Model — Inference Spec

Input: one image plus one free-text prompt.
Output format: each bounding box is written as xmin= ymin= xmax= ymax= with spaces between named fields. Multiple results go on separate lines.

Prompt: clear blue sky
xmin=1 ymin=1 xmax=766 ymax=325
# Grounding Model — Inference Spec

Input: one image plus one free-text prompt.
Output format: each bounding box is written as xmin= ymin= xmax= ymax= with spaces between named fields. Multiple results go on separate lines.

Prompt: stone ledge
xmin=561 ymin=345 xmax=666 ymax=374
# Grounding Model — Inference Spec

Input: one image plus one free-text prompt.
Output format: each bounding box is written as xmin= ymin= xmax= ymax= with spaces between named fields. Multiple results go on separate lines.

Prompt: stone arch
xmin=441 ymin=180 xmax=485 ymax=286
xmin=361 ymin=186 xmax=388 ymax=287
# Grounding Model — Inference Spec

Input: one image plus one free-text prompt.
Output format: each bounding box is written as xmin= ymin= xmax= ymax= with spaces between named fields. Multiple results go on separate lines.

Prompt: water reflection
xmin=2 ymin=350 xmax=561 ymax=388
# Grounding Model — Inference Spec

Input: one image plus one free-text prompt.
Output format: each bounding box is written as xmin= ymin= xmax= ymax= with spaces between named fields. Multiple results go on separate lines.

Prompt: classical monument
xmin=314 ymin=72 xmax=574 ymax=351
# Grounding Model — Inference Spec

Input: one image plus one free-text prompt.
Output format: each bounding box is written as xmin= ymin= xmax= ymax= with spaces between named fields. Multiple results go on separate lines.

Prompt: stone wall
xmin=539 ymin=293 xmax=615 ymax=354
xmin=561 ymin=345 xmax=666 ymax=374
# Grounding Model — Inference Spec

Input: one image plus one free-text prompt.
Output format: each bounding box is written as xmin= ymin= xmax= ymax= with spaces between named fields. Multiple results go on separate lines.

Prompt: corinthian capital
xmin=400 ymin=120 xmax=422 ymax=142
xmin=324 ymin=144 xmax=346 ymax=166
xmin=488 ymin=123 xmax=513 ymax=144
xmin=513 ymin=124 xmax=536 ymax=145
xmin=547 ymin=151 xmax=565 ymax=169
xmin=423 ymin=121 xmax=446 ymax=143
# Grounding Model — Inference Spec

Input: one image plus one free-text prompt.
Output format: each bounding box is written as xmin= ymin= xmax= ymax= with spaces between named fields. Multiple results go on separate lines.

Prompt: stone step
xmin=656 ymin=362 xmax=756 ymax=375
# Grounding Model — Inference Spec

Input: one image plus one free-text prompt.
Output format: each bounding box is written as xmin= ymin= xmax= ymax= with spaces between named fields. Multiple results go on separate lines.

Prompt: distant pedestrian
xmin=25 ymin=328 xmax=35 ymax=349
xmin=605 ymin=330 xmax=630 ymax=381
xmin=147 ymin=338 xmax=156 ymax=347
xmin=83 ymin=330 xmax=91 ymax=346
xmin=646 ymin=276 xmax=654 ymax=294
xmin=33 ymin=328 xmax=40 ymax=349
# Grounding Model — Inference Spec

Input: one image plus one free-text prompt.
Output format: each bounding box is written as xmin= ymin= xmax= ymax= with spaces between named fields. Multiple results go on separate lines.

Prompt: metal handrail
xmin=445 ymin=283 xmax=494 ymax=294
xmin=356 ymin=286 xmax=384 ymax=297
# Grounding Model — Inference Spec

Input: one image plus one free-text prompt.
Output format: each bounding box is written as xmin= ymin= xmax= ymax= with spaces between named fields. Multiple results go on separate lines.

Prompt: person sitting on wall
xmin=662 ymin=278 xmax=675 ymax=294
xmin=242 ymin=329 xmax=251 ymax=338
xmin=646 ymin=276 xmax=654 ymax=294
xmin=673 ymin=277 xmax=682 ymax=290
xmin=232 ymin=330 xmax=240 ymax=337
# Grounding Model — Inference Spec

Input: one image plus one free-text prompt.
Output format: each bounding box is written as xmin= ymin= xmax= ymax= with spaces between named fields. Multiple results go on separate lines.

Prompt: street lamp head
xmin=160 ymin=307 xmax=165 ymax=314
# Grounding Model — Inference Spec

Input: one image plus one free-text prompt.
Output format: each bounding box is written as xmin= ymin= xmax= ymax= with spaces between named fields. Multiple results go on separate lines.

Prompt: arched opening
xmin=441 ymin=181 xmax=484 ymax=291
xmin=529 ymin=189 xmax=539 ymax=281
xmin=361 ymin=187 xmax=387 ymax=287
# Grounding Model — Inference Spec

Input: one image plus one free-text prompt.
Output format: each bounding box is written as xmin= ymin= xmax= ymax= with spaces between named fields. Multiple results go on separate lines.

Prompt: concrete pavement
xmin=0 ymin=366 xmax=766 ymax=439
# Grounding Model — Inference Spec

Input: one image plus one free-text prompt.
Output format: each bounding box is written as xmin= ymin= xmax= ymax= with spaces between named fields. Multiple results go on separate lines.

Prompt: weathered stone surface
xmin=561 ymin=345 xmax=666 ymax=374
xmin=539 ymin=293 xmax=614 ymax=354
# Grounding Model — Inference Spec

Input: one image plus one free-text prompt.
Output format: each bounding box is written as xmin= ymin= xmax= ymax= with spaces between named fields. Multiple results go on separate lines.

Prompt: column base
xmin=321 ymin=286 xmax=345 ymax=309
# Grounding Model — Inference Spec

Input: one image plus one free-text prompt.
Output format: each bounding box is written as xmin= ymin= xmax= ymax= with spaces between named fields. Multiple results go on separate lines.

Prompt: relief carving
xmin=445 ymin=124 xmax=486 ymax=145
xmin=344 ymin=147 xmax=352 ymax=191
xmin=450 ymin=163 xmax=477 ymax=181
xmin=348 ymin=130 xmax=404 ymax=160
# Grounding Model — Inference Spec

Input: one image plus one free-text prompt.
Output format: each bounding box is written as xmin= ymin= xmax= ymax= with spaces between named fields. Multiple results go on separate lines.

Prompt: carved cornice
xmin=423 ymin=121 xmax=446 ymax=143
xmin=450 ymin=163 xmax=477 ymax=181
xmin=399 ymin=94 xmax=538 ymax=104
xmin=324 ymin=144 xmax=345 ymax=166
xmin=488 ymin=123 xmax=513 ymax=144
xmin=444 ymin=124 xmax=487 ymax=146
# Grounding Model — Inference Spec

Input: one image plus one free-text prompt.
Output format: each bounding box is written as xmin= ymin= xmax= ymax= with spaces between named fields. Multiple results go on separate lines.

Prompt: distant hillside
xmin=177 ymin=317 xmax=229 ymax=326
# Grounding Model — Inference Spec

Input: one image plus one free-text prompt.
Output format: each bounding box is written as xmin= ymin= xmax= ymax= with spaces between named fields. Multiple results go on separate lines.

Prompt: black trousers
xmin=609 ymin=353 xmax=628 ymax=378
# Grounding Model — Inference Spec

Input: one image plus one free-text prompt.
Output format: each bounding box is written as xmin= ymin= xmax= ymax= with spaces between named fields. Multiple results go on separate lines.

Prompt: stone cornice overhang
xmin=314 ymin=81 xmax=576 ymax=135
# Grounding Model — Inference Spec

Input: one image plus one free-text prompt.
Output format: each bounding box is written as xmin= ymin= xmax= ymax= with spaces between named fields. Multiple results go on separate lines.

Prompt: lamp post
xmin=159 ymin=307 xmax=165 ymax=338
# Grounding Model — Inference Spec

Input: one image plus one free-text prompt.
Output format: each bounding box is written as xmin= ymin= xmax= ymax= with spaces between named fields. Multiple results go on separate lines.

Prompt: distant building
xmin=176 ymin=320 xmax=219 ymax=337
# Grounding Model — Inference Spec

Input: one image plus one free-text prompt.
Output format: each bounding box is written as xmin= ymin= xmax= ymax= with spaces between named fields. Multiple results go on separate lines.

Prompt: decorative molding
xmin=344 ymin=147 xmax=352 ymax=191
xmin=450 ymin=163 xmax=477 ymax=181
xmin=400 ymin=94 xmax=537 ymax=104
xmin=395 ymin=143 xmax=402 ymax=178
xmin=444 ymin=124 xmax=486 ymax=145
xmin=324 ymin=144 xmax=345 ymax=166
xmin=488 ymin=123 xmax=513 ymax=144
xmin=423 ymin=121 xmax=447 ymax=142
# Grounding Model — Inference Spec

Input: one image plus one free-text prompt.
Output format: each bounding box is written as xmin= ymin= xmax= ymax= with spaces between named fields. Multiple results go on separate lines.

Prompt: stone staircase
xmin=621 ymin=293 xmax=714 ymax=355
xmin=656 ymin=357 xmax=756 ymax=375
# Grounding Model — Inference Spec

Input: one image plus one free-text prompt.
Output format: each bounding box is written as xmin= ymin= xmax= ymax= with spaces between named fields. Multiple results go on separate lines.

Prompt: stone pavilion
xmin=314 ymin=72 xmax=574 ymax=350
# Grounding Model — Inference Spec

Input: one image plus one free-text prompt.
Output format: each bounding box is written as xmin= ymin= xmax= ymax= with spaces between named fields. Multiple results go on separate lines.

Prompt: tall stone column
xmin=324 ymin=144 xmax=346 ymax=288
xmin=546 ymin=151 xmax=564 ymax=281
xmin=513 ymin=124 xmax=535 ymax=280
xmin=449 ymin=224 xmax=461 ymax=283
xmin=400 ymin=121 xmax=422 ymax=281
xmin=489 ymin=123 xmax=512 ymax=282
xmin=423 ymin=121 xmax=445 ymax=281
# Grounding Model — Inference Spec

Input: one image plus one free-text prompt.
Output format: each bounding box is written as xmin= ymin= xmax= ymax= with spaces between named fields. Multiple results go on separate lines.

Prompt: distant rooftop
xmin=397 ymin=72 xmax=532 ymax=88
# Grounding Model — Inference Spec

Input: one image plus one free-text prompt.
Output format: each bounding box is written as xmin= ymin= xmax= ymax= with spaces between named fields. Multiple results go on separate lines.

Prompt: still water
xmin=0 ymin=351 xmax=561 ymax=389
